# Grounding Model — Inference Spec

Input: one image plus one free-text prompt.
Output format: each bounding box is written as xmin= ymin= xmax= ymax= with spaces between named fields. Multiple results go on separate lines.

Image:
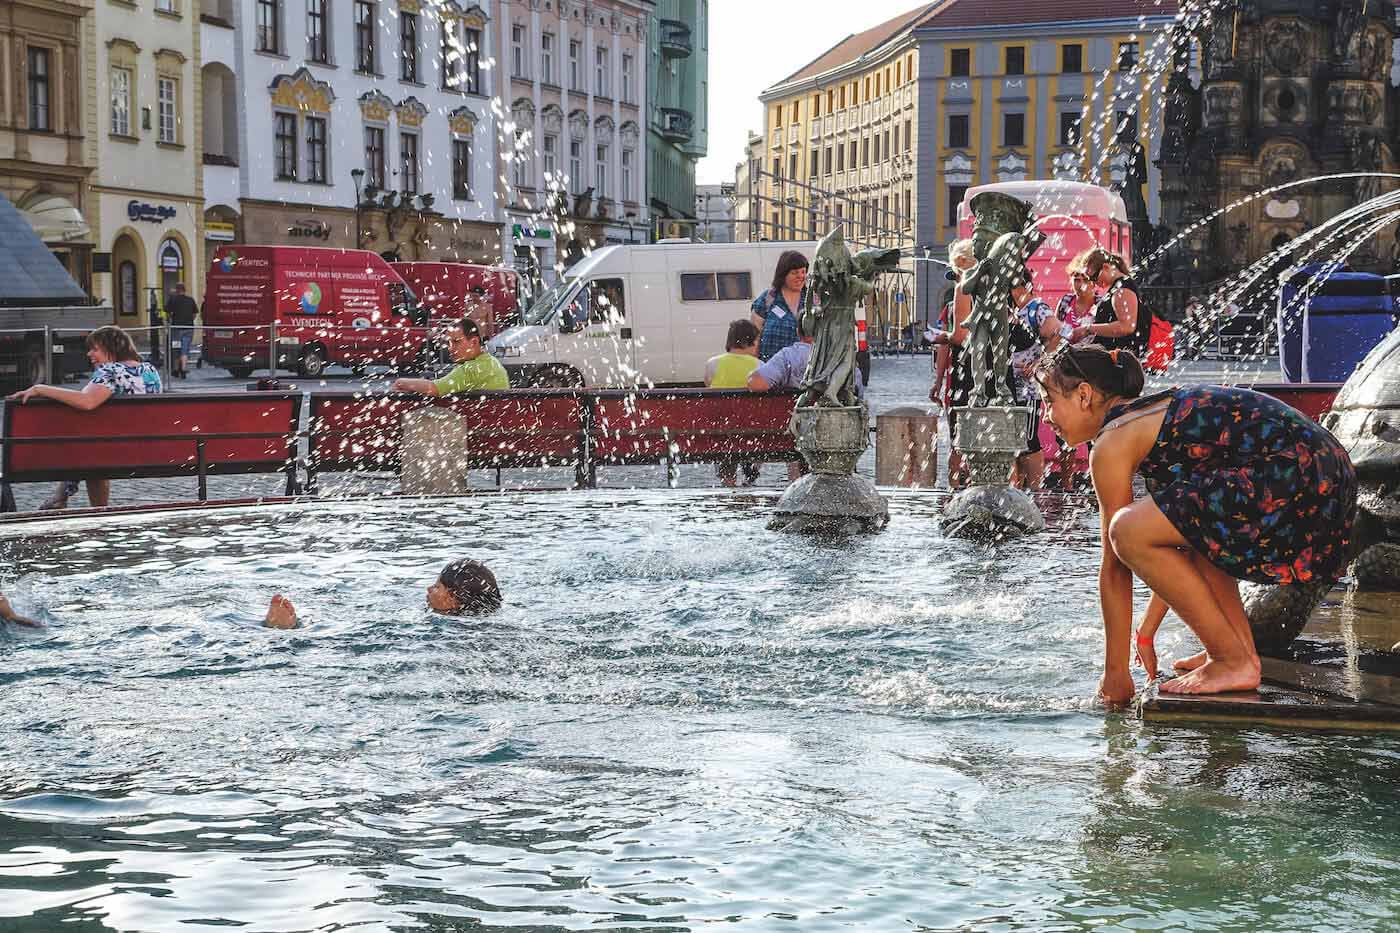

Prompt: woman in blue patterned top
xmin=8 ymin=325 xmax=163 ymax=510
xmin=750 ymin=250 xmax=810 ymax=361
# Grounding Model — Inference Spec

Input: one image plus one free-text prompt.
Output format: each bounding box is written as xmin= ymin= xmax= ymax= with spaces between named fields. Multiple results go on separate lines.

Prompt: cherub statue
xmin=799 ymin=226 xmax=898 ymax=408
xmin=959 ymin=228 xmax=1044 ymax=408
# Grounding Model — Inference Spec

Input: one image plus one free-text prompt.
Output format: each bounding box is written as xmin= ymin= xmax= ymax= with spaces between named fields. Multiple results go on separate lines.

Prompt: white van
xmin=487 ymin=240 xmax=817 ymax=387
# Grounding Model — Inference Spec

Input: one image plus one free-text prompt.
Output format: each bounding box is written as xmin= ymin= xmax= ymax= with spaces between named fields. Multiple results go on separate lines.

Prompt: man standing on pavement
xmin=164 ymin=282 xmax=200 ymax=379
xmin=391 ymin=317 xmax=509 ymax=396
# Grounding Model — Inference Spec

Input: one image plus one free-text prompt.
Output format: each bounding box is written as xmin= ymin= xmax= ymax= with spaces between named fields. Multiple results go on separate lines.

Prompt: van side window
xmin=589 ymin=277 xmax=625 ymax=323
xmin=680 ymin=273 xmax=717 ymax=301
xmin=680 ymin=271 xmax=754 ymax=302
xmin=716 ymin=272 xmax=753 ymax=301
xmin=388 ymin=282 xmax=413 ymax=316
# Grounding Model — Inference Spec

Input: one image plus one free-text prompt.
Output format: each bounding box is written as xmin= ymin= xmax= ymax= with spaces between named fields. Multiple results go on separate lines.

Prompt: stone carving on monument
xmin=1262 ymin=140 xmax=1308 ymax=189
xmin=1334 ymin=0 xmax=1365 ymax=63
xmin=1350 ymin=132 xmax=1385 ymax=207
xmin=1159 ymin=1 xmax=1398 ymax=277
xmin=1360 ymin=27 xmax=1389 ymax=80
xmin=1204 ymin=3 xmax=1238 ymax=78
xmin=1263 ymin=19 xmax=1307 ymax=75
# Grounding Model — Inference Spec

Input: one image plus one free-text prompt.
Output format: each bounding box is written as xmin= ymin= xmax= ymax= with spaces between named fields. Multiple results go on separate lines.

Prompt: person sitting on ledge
xmin=0 ymin=591 xmax=40 ymax=628
xmin=745 ymin=317 xmax=864 ymax=397
xmin=391 ymin=317 xmax=508 ymax=397
xmin=7 ymin=325 xmax=163 ymax=510
xmin=1036 ymin=345 xmax=1357 ymax=703
xmin=264 ymin=558 xmax=502 ymax=629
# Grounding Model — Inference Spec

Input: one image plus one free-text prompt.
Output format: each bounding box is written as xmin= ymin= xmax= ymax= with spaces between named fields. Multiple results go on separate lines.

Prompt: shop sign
xmin=206 ymin=221 xmax=236 ymax=242
xmin=288 ymin=219 xmax=331 ymax=241
xmin=512 ymin=223 xmax=553 ymax=243
xmin=128 ymin=200 xmax=177 ymax=223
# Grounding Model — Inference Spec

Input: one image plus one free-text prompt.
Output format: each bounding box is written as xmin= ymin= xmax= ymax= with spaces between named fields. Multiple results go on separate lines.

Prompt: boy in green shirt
xmin=392 ymin=317 xmax=509 ymax=396
xmin=705 ymin=320 xmax=762 ymax=487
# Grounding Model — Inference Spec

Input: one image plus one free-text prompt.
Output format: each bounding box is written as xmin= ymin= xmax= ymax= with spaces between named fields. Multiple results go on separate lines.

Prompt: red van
xmin=390 ymin=262 xmax=527 ymax=340
xmin=203 ymin=245 xmax=426 ymax=378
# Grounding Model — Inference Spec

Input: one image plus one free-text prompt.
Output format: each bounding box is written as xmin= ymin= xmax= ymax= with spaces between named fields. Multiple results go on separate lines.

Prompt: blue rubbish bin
xmin=1278 ymin=265 xmax=1394 ymax=382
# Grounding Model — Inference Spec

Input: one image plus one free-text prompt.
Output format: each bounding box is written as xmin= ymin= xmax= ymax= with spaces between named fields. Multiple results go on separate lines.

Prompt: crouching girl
xmin=1035 ymin=346 xmax=1356 ymax=703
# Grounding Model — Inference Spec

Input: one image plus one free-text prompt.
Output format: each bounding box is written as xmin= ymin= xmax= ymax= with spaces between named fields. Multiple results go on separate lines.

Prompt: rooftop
xmin=919 ymin=0 xmax=1179 ymax=29
xmin=768 ymin=0 xmax=1179 ymax=92
xmin=772 ymin=2 xmax=946 ymax=88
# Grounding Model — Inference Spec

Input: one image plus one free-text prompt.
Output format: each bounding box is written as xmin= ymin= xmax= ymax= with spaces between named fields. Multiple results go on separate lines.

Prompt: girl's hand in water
xmin=1098 ymin=668 xmax=1136 ymax=707
xmin=1135 ymin=630 xmax=1159 ymax=681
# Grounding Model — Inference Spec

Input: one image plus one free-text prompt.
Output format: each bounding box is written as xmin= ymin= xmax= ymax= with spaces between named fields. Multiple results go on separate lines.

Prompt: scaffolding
xmin=736 ymin=168 xmax=929 ymax=354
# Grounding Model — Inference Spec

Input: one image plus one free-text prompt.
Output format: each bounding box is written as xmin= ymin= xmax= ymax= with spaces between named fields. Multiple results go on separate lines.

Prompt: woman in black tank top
xmin=1070 ymin=248 xmax=1146 ymax=354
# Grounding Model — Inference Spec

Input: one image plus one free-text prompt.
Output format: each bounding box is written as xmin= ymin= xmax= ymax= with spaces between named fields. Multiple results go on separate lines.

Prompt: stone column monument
xmin=769 ymin=226 xmax=897 ymax=535
xmin=941 ymin=191 xmax=1047 ymax=541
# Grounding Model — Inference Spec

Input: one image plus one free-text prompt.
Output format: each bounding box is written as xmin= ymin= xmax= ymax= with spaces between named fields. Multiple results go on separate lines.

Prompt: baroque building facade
xmin=94 ymin=0 xmax=203 ymax=325
xmin=756 ymin=0 xmax=1177 ymax=325
xmin=496 ymin=0 xmax=650 ymax=283
xmin=1156 ymin=0 xmax=1399 ymax=283
xmin=200 ymin=0 xmax=502 ymax=274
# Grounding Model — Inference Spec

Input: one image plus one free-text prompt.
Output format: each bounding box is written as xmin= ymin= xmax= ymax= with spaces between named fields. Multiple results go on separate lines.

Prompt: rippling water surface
xmin=2 ymin=493 xmax=1399 ymax=931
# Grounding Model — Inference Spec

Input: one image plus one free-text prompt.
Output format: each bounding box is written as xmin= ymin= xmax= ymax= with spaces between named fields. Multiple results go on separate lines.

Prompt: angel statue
xmin=960 ymin=193 xmax=1045 ymax=407
xmin=799 ymin=226 xmax=900 ymax=408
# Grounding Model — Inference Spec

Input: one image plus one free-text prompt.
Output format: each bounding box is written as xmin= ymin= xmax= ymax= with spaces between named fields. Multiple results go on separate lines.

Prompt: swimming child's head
xmin=427 ymin=558 xmax=502 ymax=615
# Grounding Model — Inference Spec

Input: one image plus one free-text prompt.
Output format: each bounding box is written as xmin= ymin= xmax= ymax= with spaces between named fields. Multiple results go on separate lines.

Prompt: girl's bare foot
xmin=1173 ymin=650 xmax=1207 ymax=673
xmin=264 ymin=594 xmax=298 ymax=629
xmin=1159 ymin=657 xmax=1261 ymax=695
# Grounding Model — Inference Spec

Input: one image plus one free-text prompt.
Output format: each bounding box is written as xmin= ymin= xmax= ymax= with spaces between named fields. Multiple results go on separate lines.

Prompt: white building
xmin=200 ymin=0 xmax=502 ymax=268
xmin=694 ymin=183 xmax=732 ymax=242
xmin=494 ymin=0 xmax=650 ymax=284
xmin=93 ymin=0 xmax=202 ymax=325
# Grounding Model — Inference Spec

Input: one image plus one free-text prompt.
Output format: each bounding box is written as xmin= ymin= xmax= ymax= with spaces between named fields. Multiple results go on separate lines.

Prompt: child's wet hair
xmin=439 ymin=559 xmax=502 ymax=614
xmin=1035 ymin=344 xmax=1145 ymax=400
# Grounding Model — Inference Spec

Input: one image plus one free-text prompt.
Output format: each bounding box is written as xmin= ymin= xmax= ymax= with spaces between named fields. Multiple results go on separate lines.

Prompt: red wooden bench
xmin=306 ymin=390 xmax=588 ymax=491
xmin=1 ymin=392 xmax=302 ymax=510
xmin=306 ymin=388 xmax=801 ymax=490
xmin=589 ymin=388 xmax=800 ymax=485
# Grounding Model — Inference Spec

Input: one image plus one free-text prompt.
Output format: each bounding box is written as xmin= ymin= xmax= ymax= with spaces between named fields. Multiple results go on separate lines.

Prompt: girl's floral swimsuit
xmin=1104 ymin=385 xmax=1357 ymax=585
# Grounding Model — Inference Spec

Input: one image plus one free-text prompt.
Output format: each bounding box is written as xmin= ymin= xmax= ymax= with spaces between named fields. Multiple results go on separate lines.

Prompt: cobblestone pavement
xmin=0 ymin=354 xmax=1283 ymax=515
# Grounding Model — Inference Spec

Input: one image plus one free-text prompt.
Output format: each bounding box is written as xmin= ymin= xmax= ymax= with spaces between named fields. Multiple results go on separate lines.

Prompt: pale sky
xmin=696 ymin=0 xmax=930 ymax=185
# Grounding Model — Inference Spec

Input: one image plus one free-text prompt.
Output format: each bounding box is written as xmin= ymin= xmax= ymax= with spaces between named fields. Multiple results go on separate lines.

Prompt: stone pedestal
xmin=942 ymin=405 xmax=1045 ymax=541
xmin=875 ymin=405 xmax=939 ymax=488
xmin=770 ymin=404 xmax=889 ymax=535
xmin=400 ymin=407 xmax=472 ymax=495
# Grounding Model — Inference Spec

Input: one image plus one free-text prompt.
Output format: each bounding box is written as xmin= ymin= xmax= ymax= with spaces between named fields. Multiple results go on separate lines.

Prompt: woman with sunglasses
xmin=1036 ymin=345 xmax=1356 ymax=704
xmin=1069 ymin=248 xmax=1150 ymax=356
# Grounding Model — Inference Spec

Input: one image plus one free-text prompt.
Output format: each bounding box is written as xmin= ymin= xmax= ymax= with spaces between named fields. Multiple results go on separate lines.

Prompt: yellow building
xmin=754 ymin=0 xmax=1178 ymax=324
xmin=755 ymin=5 xmax=924 ymax=250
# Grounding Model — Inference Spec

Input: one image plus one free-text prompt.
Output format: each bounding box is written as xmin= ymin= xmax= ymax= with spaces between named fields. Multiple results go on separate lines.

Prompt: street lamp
xmin=624 ymin=211 xmax=638 ymax=244
xmin=350 ymin=168 xmax=366 ymax=248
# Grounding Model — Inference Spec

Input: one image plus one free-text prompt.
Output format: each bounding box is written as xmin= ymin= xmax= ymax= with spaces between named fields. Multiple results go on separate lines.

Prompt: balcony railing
xmin=659 ymin=19 xmax=692 ymax=57
xmin=660 ymin=107 xmax=694 ymax=142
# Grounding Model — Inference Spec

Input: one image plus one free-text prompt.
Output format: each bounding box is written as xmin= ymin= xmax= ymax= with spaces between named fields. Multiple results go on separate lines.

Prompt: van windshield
xmin=521 ymin=279 xmax=578 ymax=326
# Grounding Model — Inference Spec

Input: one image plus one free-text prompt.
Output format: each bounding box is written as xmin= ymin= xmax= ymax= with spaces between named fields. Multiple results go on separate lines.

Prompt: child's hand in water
xmin=1135 ymin=630 xmax=1159 ymax=681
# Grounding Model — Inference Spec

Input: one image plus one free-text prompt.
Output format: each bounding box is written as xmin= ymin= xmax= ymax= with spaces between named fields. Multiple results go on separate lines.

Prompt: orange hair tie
xmin=1109 ymin=350 xmax=1120 ymax=364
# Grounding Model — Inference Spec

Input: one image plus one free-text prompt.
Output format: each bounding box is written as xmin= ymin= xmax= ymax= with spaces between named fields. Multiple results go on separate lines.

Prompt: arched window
xmin=118 ymin=260 xmax=138 ymax=316
xmin=159 ymin=238 xmax=185 ymax=293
